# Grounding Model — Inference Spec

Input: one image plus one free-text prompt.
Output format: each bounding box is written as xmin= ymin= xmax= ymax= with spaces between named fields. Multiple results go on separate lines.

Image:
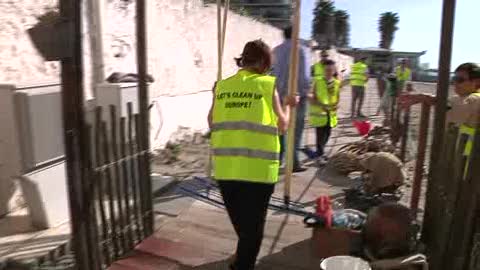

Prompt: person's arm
xmin=307 ymin=81 xmax=330 ymax=109
xmin=207 ymin=82 xmax=217 ymax=128
xmin=273 ymin=90 xmax=298 ymax=133
xmin=332 ymin=87 xmax=341 ymax=110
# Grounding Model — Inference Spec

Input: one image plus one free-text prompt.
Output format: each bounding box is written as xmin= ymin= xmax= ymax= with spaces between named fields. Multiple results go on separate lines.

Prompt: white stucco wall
xmin=0 ymin=0 xmax=282 ymax=148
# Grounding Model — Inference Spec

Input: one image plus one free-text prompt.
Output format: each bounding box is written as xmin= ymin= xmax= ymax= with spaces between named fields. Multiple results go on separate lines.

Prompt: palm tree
xmin=312 ymin=0 xmax=335 ymax=49
xmin=378 ymin=12 xmax=400 ymax=49
xmin=334 ymin=9 xmax=350 ymax=48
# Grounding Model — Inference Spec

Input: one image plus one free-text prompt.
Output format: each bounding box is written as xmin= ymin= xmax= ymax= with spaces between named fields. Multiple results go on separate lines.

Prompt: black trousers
xmin=218 ymin=181 xmax=274 ymax=270
xmin=315 ymin=125 xmax=332 ymax=157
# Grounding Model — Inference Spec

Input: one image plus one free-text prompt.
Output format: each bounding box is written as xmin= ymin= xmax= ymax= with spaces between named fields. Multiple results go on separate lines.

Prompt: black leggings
xmin=316 ymin=126 xmax=332 ymax=157
xmin=219 ymin=181 xmax=274 ymax=270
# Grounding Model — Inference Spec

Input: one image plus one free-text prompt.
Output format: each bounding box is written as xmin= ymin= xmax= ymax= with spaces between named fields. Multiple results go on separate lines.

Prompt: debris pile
xmin=151 ymin=127 xmax=210 ymax=177
xmin=328 ymin=126 xmax=398 ymax=175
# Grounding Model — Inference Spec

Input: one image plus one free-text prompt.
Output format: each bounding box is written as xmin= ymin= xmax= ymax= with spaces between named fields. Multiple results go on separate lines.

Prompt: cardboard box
xmin=311 ymin=227 xmax=362 ymax=259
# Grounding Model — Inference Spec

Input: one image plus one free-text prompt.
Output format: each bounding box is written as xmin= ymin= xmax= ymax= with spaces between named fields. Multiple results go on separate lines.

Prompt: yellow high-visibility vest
xmin=458 ymin=91 xmax=480 ymax=178
xmin=309 ymin=77 xmax=340 ymax=128
xmin=312 ymin=63 xmax=325 ymax=79
xmin=396 ymin=66 xmax=411 ymax=81
xmin=211 ymin=69 xmax=280 ymax=184
xmin=350 ymin=62 xmax=368 ymax=86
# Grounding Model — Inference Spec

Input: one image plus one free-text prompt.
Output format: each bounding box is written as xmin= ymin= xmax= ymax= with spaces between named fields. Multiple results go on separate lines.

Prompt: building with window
xmin=336 ymin=47 xmax=426 ymax=79
xmin=228 ymin=0 xmax=293 ymax=29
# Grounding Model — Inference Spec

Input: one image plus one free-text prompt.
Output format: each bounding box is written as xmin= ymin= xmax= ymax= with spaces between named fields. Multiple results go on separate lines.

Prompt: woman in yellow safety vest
xmin=395 ymin=59 xmax=412 ymax=92
xmin=207 ymin=40 xmax=297 ymax=270
xmin=350 ymin=57 xmax=369 ymax=118
xmin=399 ymin=62 xmax=480 ymax=176
xmin=308 ymin=59 xmax=341 ymax=165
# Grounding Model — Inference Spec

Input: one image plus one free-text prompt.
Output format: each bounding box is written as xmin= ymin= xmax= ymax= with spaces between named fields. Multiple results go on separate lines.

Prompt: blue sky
xmin=300 ymin=0 xmax=479 ymax=69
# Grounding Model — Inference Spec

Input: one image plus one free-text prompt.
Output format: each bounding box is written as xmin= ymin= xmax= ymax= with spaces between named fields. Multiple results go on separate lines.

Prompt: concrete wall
xmin=0 ymin=0 xmax=282 ymax=148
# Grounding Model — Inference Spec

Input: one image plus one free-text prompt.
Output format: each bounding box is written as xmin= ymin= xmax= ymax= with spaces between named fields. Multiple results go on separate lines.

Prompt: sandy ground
xmin=150 ymin=81 xmax=430 ymax=211
xmin=0 ymin=81 xmax=432 ymax=269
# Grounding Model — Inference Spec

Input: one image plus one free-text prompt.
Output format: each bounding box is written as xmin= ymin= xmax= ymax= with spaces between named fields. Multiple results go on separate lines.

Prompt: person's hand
xmin=278 ymin=120 xmax=288 ymax=134
xmin=285 ymin=95 xmax=300 ymax=107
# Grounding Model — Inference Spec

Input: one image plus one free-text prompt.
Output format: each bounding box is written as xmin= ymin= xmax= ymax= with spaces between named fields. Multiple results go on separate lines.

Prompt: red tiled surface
xmin=108 ymin=251 xmax=179 ymax=270
xmin=135 ymin=236 xmax=228 ymax=267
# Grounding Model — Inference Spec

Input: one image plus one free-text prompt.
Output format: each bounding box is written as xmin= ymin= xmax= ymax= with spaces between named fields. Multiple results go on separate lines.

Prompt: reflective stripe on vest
xmin=350 ymin=62 xmax=368 ymax=86
xmin=396 ymin=67 xmax=411 ymax=81
xmin=309 ymin=78 xmax=340 ymax=128
xmin=211 ymin=69 xmax=280 ymax=183
xmin=213 ymin=148 xmax=279 ymax=160
xmin=459 ymin=92 xmax=480 ymax=178
xmin=211 ymin=121 xmax=277 ymax=135
xmin=460 ymin=125 xmax=475 ymax=156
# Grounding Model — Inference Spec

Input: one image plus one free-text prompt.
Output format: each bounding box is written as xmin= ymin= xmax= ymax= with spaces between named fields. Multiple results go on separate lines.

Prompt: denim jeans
xmin=279 ymin=97 xmax=306 ymax=168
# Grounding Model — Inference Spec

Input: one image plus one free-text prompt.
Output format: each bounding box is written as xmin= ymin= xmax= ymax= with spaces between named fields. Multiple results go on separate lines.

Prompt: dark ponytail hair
xmin=234 ymin=39 xmax=272 ymax=72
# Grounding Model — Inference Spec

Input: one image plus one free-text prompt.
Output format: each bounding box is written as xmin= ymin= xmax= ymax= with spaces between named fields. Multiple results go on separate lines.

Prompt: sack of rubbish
xmin=344 ymin=183 xmax=401 ymax=213
xmin=304 ymin=208 xmax=367 ymax=231
xmin=363 ymin=203 xmax=419 ymax=260
xmin=359 ymin=152 xmax=406 ymax=194
xmin=368 ymin=254 xmax=428 ymax=270
xmin=332 ymin=209 xmax=367 ymax=231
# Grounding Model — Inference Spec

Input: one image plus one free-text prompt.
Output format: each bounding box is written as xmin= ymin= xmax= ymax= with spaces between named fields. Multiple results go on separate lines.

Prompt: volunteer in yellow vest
xmin=311 ymin=50 xmax=330 ymax=79
xmin=308 ymin=60 xmax=341 ymax=165
xmin=350 ymin=57 xmax=369 ymax=118
xmin=207 ymin=40 xmax=297 ymax=270
xmin=395 ymin=59 xmax=412 ymax=92
xmin=399 ymin=62 xmax=480 ymax=177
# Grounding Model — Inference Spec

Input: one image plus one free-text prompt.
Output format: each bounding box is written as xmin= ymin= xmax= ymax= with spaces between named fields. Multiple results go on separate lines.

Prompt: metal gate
xmin=33 ymin=0 xmax=154 ymax=268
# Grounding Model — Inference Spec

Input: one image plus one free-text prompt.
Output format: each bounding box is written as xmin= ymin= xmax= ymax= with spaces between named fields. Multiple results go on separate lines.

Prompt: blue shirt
xmin=272 ymin=40 xmax=312 ymax=99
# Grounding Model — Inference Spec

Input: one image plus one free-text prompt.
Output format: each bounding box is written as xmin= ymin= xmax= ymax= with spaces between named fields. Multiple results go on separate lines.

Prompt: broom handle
xmin=208 ymin=0 xmax=229 ymax=178
xmin=284 ymin=0 xmax=302 ymax=205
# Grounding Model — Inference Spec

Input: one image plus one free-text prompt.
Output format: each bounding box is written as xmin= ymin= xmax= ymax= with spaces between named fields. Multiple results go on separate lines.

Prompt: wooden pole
xmin=400 ymin=107 xmax=411 ymax=162
xmin=216 ymin=0 xmax=223 ymax=81
xmin=221 ymin=0 xmax=230 ymax=61
xmin=136 ymin=0 xmax=153 ymax=234
xmin=422 ymin=0 xmax=457 ymax=243
xmin=284 ymin=0 xmax=302 ymax=205
xmin=86 ymin=0 xmax=105 ymax=98
xmin=410 ymin=103 xmax=431 ymax=217
xmin=207 ymin=0 xmax=229 ymax=178
xmin=59 ymin=0 xmax=91 ymax=268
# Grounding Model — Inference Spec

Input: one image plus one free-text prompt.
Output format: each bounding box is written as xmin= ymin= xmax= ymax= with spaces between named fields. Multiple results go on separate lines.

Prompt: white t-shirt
xmin=447 ymin=92 xmax=480 ymax=127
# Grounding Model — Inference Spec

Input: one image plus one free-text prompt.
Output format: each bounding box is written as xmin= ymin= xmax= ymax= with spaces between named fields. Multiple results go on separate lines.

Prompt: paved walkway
xmin=1 ymin=82 xmax=393 ymax=269
xmin=106 ymin=82 xmax=388 ymax=270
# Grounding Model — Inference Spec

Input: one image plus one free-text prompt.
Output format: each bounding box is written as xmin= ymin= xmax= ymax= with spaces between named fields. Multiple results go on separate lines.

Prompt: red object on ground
xmin=316 ymin=196 xmax=333 ymax=228
xmin=353 ymin=120 xmax=372 ymax=136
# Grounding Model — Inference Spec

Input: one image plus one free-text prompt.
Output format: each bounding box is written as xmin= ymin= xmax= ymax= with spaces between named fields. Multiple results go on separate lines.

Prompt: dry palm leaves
xmin=328 ymin=151 xmax=363 ymax=174
xmin=368 ymin=126 xmax=391 ymax=137
xmin=328 ymin=132 xmax=397 ymax=175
